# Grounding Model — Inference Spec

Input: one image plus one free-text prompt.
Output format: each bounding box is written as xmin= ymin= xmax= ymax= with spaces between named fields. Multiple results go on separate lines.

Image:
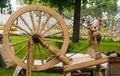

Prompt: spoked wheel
xmin=3 ymin=4 xmax=69 ymax=71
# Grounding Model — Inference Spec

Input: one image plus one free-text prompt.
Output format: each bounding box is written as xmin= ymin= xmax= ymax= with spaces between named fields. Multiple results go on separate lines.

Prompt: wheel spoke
xmin=20 ymin=16 xmax=33 ymax=34
xmin=37 ymin=44 xmax=44 ymax=64
xmin=29 ymin=11 xmax=36 ymax=33
xmin=13 ymin=24 xmax=32 ymax=36
xmin=39 ymin=14 xmax=51 ymax=34
xmin=15 ymin=44 xmax=28 ymax=55
xmin=37 ymin=11 xmax=42 ymax=33
xmin=43 ymin=30 xmax=63 ymax=37
xmin=10 ymin=39 xmax=28 ymax=46
xmin=22 ymin=51 xmax=28 ymax=62
xmin=33 ymin=44 xmax=37 ymax=60
xmin=40 ymin=44 xmax=53 ymax=58
xmin=44 ymin=38 xmax=63 ymax=43
xmin=9 ymin=32 xmax=28 ymax=37
xmin=41 ymin=22 xmax=58 ymax=36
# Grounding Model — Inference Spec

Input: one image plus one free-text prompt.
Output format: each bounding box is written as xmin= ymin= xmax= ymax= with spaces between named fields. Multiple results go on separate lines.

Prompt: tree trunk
xmin=1 ymin=7 xmax=3 ymax=14
xmin=29 ymin=0 xmax=32 ymax=4
xmin=72 ymin=0 xmax=81 ymax=42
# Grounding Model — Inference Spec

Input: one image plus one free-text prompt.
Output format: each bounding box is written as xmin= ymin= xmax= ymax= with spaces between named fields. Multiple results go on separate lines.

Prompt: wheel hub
xmin=32 ymin=34 xmax=40 ymax=43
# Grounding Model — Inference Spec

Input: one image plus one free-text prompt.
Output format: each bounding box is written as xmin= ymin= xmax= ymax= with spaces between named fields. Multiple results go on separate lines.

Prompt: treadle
xmin=64 ymin=54 xmax=108 ymax=72
xmin=72 ymin=72 xmax=91 ymax=76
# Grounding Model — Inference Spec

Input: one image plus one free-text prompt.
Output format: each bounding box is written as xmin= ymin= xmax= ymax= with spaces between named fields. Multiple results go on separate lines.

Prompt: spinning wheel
xmin=3 ymin=4 xmax=69 ymax=71
xmin=3 ymin=4 xmax=117 ymax=76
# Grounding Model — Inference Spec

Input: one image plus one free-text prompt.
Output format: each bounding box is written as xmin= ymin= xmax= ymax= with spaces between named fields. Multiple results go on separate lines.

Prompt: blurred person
xmin=93 ymin=17 xmax=100 ymax=32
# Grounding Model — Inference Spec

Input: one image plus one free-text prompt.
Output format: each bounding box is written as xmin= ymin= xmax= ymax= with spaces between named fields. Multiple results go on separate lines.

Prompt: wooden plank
xmin=64 ymin=55 xmax=108 ymax=72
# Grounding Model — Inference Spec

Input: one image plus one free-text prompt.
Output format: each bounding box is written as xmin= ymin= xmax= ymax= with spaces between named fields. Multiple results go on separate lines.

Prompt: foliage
xmin=0 ymin=0 xmax=7 ymax=8
xmin=0 ymin=0 xmax=12 ymax=13
xmin=81 ymin=0 xmax=118 ymax=18
xmin=24 ymin=0 xmax=75 ymax=13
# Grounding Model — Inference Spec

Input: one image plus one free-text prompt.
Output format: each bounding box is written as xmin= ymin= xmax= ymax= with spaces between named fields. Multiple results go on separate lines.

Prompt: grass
xmin=0 ymin=67 xmax=61 ymax=76
xmin=68 ymin=39 xmax=120 ymax=54
xmin=0 ymin=38 xmax=120 ymax=76
xmin=0 ymin=67 xmax=15 ymax=76
xmin=99 ymin=41 xmax=120 ymax=53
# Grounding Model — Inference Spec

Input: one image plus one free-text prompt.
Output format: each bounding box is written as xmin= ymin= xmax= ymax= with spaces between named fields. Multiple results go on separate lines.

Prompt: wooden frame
xmin=3 ymin=4 xmax=117 ymax=76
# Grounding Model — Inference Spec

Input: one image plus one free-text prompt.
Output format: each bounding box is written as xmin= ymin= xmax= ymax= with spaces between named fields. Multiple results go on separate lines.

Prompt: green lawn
xmin=0 ymin=67 xmax=14 ymax=76
xmin=68 ymin=39 xmax=120 ymax=53
xmin=0 ymin=39 xmax=120 ymax=76
xmin=0 ymin=67 xmax=61 ymax=76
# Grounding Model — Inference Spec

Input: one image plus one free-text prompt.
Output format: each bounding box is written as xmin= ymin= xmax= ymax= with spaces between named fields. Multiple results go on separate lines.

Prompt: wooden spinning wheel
xmin=3 ymin=4 xmax=118 ymax=76
xmin=3 ymin=4 xmax=69 ymax=71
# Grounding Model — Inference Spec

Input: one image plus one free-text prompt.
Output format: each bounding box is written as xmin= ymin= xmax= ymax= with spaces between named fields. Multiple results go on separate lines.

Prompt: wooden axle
xmin=32 ymin=36 xmax=71 ymax=65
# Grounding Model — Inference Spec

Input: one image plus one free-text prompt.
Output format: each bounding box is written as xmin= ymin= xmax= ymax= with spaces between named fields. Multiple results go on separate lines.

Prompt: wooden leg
xmin=63 ymin=72 xmax=71 ymax=76
xmin=26 ymin=39 xmax=33 ymax=76
xmin=95 ymin=65 xmax=103 ymax=76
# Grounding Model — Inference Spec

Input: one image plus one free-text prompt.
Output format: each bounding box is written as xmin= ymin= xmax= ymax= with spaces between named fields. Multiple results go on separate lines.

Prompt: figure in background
xmin=82 ymin=16 xmax=92 ymax=29
xmin=82 ymin=16 xmax=88 ymax=29
xmin=93 ymin=17 xmax=100 ymax=32
xmin=117 ymin=20 xmax=120 ymax=36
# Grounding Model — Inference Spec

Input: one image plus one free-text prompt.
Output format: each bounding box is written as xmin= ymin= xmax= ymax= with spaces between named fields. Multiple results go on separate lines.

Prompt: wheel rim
xmin=3 ymin=4 xmax=69 ymax=71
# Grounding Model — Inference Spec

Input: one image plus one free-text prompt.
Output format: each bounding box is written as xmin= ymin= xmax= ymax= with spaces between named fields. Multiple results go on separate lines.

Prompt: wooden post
xmin=64 ymin=72 xmax=71 ymax=76
xmin=95 ymin=65 xmax=103 ymax=76
xmin=26 ymin=39 xmax=33 ymax=76
xmin=93 ymin=32 xmax=98 ymax=52
xmin=93 ymin=32 xmax=102 ymax=59
xmin=87 ymin=25 xmax=92 ymax=47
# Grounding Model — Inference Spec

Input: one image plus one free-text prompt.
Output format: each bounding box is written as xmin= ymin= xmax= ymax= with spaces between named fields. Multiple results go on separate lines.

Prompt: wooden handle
xmin=108 ymin=53 xmax=118 ymax=58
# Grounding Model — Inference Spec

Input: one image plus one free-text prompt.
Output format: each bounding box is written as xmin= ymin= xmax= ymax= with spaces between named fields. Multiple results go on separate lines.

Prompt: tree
xmin=0 ymin=0 xmax=12 ymax=14
xmin=24 ymin=0 xmax=33 ymax=4
xmin=72 ymin=0 xmax=80 ymax=42
xmin=7 ymin=0 xmax=12 ymax=14
xmin=0 ymin=0 xmax=7 ymax=13
xmin=81 ymin=0 xmax=118 ymax=18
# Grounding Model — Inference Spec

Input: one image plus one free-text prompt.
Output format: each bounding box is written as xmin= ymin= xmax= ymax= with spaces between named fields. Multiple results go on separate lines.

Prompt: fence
xmin=63 ymin=8 xmax=120 ymax=42
xmin=1 ymin=7 xmax=120 ymax=41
